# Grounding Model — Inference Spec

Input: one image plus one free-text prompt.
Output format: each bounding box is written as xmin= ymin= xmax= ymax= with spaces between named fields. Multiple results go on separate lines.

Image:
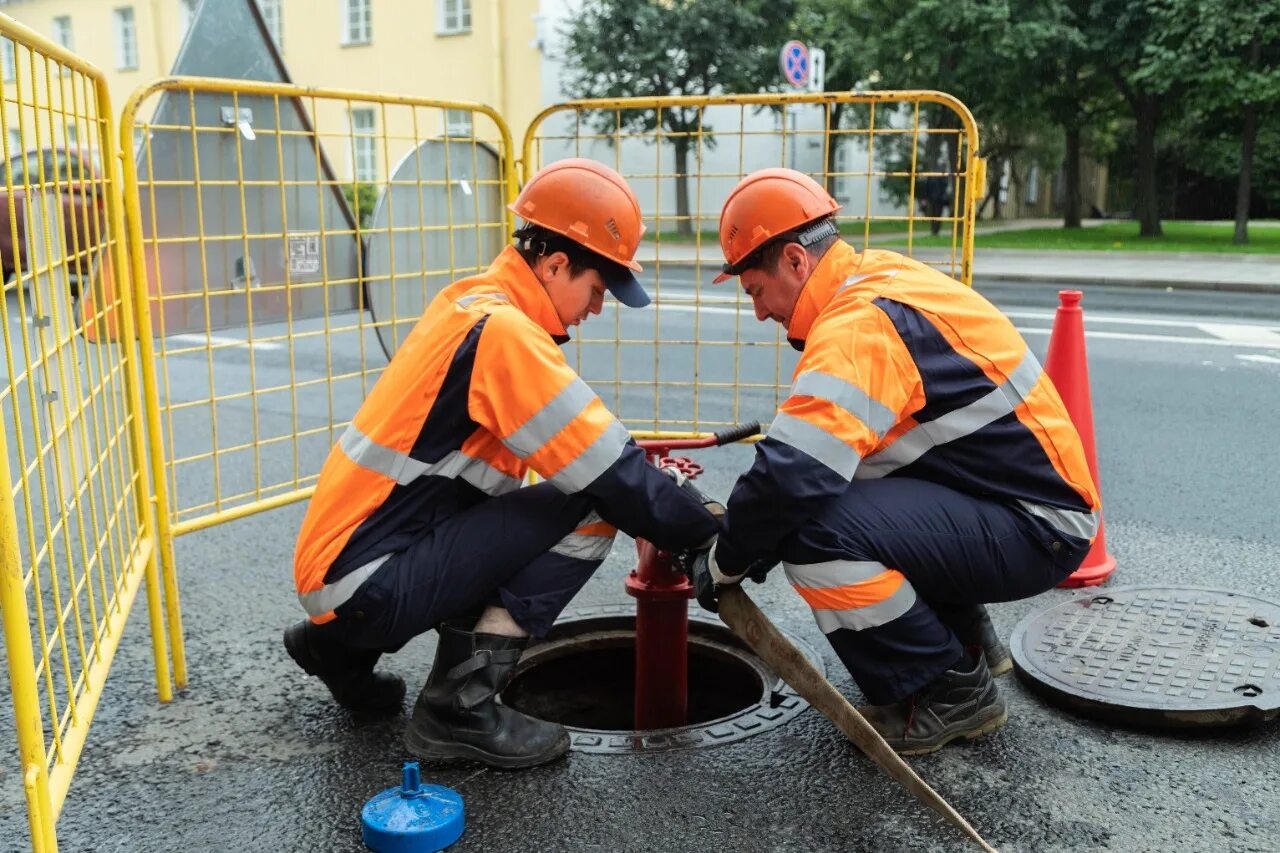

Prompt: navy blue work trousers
xmin=325 ymin=482 xmax=608 ymax=652
xmin=777 ymin=477 xmax=1088 ymax=704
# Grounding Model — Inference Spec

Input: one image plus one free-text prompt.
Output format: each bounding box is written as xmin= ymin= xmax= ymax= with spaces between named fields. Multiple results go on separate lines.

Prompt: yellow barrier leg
xmin=1 ymin=439 xmax=59 ymax=851
xmin=24 ymin=765 xmax=57 ymax=853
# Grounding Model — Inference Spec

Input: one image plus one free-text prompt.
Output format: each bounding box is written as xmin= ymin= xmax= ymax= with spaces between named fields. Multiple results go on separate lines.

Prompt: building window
xmin=350 ymin=108 xmax=376 ymax=182
xmin=114 ymin=7 xmax=138 ymax=70
xmin=1 ymin=38 xmax=15 ymax=83
xmin=438 ymin=0 xmax=471 ymax=35
xmin=1025 ymin=164 xmax=1040 ymax=205
xmin=52 ymin=16 xmax=74 ymax=51
xmin=258 ymin=0 xmax=283 ymax=50
xmin=444 ymin=109 xmax=473 ymax=138
xmin=342 ymin=0 xmax=371 ymax=45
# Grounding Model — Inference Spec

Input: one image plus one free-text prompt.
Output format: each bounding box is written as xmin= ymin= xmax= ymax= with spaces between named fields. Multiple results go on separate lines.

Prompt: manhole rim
xmin=508 ymin=603 xmax=825 ymax=754
xmin=511 ymin=626 xmax=776 ymax=734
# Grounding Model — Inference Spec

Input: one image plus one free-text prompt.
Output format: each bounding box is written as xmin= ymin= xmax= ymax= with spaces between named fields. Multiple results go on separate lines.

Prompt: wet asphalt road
xmin=2 ymin=278 xmax=1279 ymax=852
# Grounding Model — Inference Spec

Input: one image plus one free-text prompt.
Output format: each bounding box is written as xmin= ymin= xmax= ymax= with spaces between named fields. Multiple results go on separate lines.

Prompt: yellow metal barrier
xmin=0 ymin=14 xmax=168 ymax=851
xmin=119 ymin=78 xmax=516 ymax=684
xmin=522 ymin=92 xmax=982 ymax=435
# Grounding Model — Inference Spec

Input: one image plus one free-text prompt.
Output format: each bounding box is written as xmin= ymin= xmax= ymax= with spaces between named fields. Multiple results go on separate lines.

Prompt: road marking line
xmin=1236 ymin=354 xmax=1280 ymax=365
xmin=1197 ymin=323 xmax=1280 ymax=346
xmin=1016 ymin=327 xmax=1280 ymax=349
xmin=170 ymin=333 xmax=281 ymax=351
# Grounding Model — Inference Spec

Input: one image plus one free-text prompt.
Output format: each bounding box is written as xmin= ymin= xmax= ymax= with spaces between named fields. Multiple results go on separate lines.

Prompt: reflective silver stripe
xmin=549 ymin=419 xmax=631 ymax=493
xmin=1018 ymin=500 xmax=1099 ymax=541
xmin=455 ymin=454 xmax=524 ymax=496
xmin=792 ymin=371 xmax=897 ymax=439
xmin=808 ymin=578 xmax=918 ymax=634
xmin=838 ymin=269 xmax=898 ymax=293
xmin=550 ymin=516 xmax=616 ymax=562
xmin=502 ymin=378 xmax=598 ymax=459
xmin=340 ymin=424 xmax=430 ymax=485
xmin=768 ymin=411 xmax=858 ymax=481
xmin=339 ymin=425 xmax=520 ymax=495
xmin=297 ymin=553 xmax=391 ymax=618
xmin=783 ymin=559 xmax=894 ymax=589
xmin=856 ymin=347 xmax=1044 ymax=480
xmin=456 ymin=293 xmax=508 ymax=308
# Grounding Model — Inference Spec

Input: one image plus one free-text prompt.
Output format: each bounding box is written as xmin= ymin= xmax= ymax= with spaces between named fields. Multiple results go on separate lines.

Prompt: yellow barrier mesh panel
xmin=0 ymin=15 xmax=162 ymax=849
xmin=522 ymin=92 xmax=980 ymax=435
xmin=121 ymin=80 xmax=515 ymax=533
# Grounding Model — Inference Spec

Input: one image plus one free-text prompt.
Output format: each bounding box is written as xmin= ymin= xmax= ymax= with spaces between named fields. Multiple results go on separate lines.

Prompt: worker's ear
xmin=781 ymin=242 xmax=809 ymax=281
xmin=537 ymin=251 xmax=570 ymax=285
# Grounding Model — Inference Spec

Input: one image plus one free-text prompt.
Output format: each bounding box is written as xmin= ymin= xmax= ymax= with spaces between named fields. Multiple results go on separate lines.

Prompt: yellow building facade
xmin=1 ymin=0 xmax=542 ymax=182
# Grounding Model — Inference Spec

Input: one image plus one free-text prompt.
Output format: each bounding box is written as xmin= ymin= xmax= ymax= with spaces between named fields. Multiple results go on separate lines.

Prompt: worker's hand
xmin=681 ymin=543 xmax=745 ymax=614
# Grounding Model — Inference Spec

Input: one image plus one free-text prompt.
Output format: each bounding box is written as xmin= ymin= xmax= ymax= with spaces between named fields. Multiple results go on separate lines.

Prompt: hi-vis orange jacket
xmin=294 ymin=246 xmax=717 ymax=621
xmin=714 ymin=240 xmax=1100 ymax=577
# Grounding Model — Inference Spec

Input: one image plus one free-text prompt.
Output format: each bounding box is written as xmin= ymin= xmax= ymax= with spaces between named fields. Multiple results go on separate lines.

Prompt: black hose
xmin=712 ymin=421 xmax=761 ymax=446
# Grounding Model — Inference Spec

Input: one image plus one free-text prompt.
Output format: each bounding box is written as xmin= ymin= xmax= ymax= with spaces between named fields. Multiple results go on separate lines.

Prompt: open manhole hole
xmin=502 ymin=604 xmax=824 ymax=754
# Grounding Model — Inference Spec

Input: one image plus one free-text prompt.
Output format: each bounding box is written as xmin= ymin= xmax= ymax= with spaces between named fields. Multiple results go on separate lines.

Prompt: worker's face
xmin=738 ymin=242 xmax=812 ymax=331
xmin=539 ymin=251 xmax=607 ymax=328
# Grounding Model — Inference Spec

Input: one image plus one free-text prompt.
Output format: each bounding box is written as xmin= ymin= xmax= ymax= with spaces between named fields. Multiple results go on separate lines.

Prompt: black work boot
xmin=404 ymin=625 xmax=570 ymax=769
xmin=283 ymin=620 xmax=406 ymax=714
xmin=936 ymin=603 xmax=1012 ymax=676
xmin=859 ymin=653 xmax=1008 ymax=756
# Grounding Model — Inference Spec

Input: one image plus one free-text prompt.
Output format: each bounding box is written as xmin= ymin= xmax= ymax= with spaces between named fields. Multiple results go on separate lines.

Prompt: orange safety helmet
xmin=713 ymin=168 xmax=842 ymax=283
xmin=509 ymin=158 xmax=650 ymax=307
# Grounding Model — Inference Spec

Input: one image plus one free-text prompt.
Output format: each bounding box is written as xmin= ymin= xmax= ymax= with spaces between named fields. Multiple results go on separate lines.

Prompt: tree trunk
xmin=991 ymin=157 xmax=1004 ymax=220
xmin=1234 ymin=36 xmax=1261 ymax=246
xmin=824 ymin=103 xmax=845 ymax=197
xmin=1063 ymin=126 xmax=1082 ymax=228
xmin=1134 ymin=95 xmax=1163 ymax=238
xmin=673 ymin=135 xmax=693 ymax=237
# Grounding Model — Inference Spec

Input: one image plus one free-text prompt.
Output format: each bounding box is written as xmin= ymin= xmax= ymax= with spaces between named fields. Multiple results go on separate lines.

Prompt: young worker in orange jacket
xmin=690 ymin=168 xmax=1099 ymax=754
xmin=287 ymin=159 xmax=720 ymax=768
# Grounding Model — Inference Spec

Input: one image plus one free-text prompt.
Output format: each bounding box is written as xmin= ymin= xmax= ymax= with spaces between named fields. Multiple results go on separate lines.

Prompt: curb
xmin=639 ymin=259 xmax=1279 ymax=295
xmin=971 ymin=275 xmax=1280 ymax=295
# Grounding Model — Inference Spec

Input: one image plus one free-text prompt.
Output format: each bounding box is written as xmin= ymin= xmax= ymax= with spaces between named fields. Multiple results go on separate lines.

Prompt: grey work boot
xmin=858 ymin=653 xmax=1008 ymax=756
xmin=283 ymin=620 xmax=406 ymax=714
xmin=404 ymin=625 xmax=570 ymax=769
xmin=937 ymin=603 xmax=1012 ymax=676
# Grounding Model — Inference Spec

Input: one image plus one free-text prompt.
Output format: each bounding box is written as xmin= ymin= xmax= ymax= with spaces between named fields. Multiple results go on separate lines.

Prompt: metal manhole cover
xmin=1011 ymin=586 xmax=1280 ymax=728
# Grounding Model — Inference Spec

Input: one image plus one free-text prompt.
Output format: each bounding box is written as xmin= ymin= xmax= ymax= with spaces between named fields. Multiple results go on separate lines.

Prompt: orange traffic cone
xmin=1043 ymin=290 xmax=1116 ymax=588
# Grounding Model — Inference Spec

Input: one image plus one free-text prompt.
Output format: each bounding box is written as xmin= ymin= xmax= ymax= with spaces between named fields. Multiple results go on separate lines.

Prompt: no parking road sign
xmin=780 ymin=40 xmax=809 ymax=89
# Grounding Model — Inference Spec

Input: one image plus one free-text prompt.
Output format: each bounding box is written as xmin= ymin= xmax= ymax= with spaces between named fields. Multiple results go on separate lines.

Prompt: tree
xmin=1145 ymin=0 xmax=1280 ymax=243
xmin=1035 ymin=0 xmax=1121 ymax=227
xmin=560 ymin=0 xmax=795 ymax=236
xmin=814 ymin=0 xmax=1063 ymax=220
xmin=1085 ymin=0 xmax=1198 ymax=238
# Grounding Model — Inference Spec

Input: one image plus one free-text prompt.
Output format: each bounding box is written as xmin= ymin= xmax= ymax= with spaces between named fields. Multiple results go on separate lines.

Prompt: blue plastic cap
xmin=361 ymin=762 xmax=465 ymax=853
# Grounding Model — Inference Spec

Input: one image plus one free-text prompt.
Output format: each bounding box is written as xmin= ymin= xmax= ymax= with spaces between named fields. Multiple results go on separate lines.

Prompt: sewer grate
xmin=1011 ymin=586 xmax=1280 ymax=728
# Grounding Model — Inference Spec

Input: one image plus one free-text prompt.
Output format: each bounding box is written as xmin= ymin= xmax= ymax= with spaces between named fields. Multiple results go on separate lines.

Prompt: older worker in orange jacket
xmin=689 ymin=169 xmax=1099 ymax=754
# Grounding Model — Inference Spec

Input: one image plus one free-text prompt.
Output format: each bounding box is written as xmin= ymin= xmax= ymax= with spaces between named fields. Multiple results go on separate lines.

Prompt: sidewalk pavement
xmin=636 ymin=238 xmax=1280 ymax=293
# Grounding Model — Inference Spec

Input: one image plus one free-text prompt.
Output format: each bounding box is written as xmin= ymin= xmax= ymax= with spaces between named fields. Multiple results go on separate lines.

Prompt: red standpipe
xmin=624 ymin=448 xmax=699 ymax=730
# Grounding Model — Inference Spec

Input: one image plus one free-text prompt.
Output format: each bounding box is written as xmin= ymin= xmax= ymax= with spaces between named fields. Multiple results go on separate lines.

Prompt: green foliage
xmin=891 ymin=220 xmax=1280 ymax=253
xmin=343 ymin=182 xmax=380 ymax=229
xmin=560 ymin=0 xmax=795 ymax=135
xmin=560 ymin=0 xmax=795 ymax=233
